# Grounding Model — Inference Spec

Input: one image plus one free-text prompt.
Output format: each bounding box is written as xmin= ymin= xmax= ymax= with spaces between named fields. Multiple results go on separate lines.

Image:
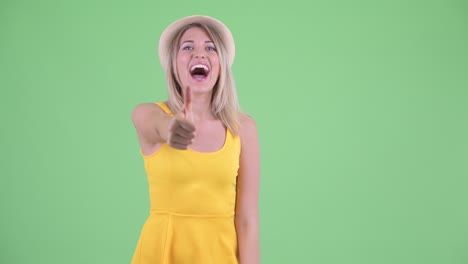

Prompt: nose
xmin=194 ymin=53 xmax=205 ymax=59
xmin=193 ymin=47 xmax=206 ymax=59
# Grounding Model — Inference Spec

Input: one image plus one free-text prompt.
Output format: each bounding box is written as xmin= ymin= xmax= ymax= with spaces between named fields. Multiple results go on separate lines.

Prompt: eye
xmin=182 ymin=45 xmax=193 ymax=51
xmin=206 ymin=46 xmax=217 ymax=52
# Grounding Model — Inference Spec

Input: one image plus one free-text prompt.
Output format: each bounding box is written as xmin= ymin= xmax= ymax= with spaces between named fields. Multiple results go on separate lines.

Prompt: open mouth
xmin=190 ymin=64 xmax=210 ymax=81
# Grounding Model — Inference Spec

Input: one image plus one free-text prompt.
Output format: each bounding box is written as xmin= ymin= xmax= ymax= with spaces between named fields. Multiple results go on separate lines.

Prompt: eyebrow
xmin=181 ymin=40 xmax=214 ymax=44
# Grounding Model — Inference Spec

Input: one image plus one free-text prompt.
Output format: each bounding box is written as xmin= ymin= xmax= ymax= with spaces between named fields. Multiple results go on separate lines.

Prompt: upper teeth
xmin=190 ymin=64 xmax=209 ymax=72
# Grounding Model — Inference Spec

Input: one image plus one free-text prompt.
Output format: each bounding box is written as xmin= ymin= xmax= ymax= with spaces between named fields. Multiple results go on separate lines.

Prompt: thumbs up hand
xmin=167 ymin=86 xmax=196 ymax=150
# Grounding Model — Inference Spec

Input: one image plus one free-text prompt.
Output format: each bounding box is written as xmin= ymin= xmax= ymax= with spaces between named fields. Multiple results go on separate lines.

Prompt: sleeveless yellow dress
xmin=131 ymin=102 xmax=240 ymax=264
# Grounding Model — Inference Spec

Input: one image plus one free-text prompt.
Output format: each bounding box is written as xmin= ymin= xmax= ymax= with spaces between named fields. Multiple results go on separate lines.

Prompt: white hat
xmin=158 ymin=15 xmax=235 ymax=72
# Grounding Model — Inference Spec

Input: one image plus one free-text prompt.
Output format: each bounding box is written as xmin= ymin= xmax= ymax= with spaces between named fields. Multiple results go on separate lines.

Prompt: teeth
xmin=190 ymin=64 xmax=209 ymax=72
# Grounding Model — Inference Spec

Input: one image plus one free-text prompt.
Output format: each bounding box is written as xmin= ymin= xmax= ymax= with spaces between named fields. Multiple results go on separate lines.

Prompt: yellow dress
xmin=131 ymin=102 xmax=240 ymax=264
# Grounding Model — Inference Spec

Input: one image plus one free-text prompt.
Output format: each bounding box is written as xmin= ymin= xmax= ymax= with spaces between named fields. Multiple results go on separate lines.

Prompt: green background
xmin=1 ymin=0 xmax=467 ymax=263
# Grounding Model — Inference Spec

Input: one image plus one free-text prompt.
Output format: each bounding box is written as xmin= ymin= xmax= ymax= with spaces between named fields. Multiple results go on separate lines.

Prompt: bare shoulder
xmin=131 ymin=103 xmax=165 ymax=126
xmin=238 ymin=114 xmax=258 ymax=142
xmin=131 ymin=102 xmax=169 ymax=150
xmin=239 ymin=115 xmax=258 ymax=145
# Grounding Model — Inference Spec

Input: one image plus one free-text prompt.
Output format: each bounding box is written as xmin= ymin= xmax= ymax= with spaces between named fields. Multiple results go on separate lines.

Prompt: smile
xmin=190 ymin=63 xmax=210 ymax=81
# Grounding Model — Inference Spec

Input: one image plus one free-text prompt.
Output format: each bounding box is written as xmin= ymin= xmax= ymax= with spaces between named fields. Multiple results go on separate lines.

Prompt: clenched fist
xmin=167 ymin=86 xmax=196 ymax=150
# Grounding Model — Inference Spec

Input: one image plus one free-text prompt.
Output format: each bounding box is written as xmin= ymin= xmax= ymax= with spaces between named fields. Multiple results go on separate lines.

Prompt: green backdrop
xmin=1 ymin=0 xmax=467 ymax=263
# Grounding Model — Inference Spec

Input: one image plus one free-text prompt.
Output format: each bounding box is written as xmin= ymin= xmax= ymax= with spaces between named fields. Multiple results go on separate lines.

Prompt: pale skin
xmin=131 ymin=27 xmax=260 ymax=263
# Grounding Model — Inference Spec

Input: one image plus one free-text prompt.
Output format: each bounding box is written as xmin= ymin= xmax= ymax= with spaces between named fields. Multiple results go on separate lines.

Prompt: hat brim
xmin=158 ymin=15 xmax=235 ymax=72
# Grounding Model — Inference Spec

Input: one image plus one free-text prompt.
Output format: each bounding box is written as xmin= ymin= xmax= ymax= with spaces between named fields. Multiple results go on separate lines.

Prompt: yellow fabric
xmin=131 ymin=102 xmax=240 ymax=264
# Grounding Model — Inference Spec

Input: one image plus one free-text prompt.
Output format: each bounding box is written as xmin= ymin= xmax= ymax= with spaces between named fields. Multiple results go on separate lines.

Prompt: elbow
xmin=235 ymin=214 xmax=259 ymax=234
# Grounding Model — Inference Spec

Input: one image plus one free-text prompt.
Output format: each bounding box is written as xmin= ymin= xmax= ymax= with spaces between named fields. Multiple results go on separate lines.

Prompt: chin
xmin=189 ymin=83 xmax=215 ymax=94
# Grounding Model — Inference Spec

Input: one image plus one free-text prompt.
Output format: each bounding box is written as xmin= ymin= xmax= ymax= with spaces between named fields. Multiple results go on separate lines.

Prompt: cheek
xmin=211 ymin=56 xmax=220 ymax=75
xmin=176 ymin=56 xmax=188 ymax=76
xmin=176 ymin=53 xmax=189 ymax=67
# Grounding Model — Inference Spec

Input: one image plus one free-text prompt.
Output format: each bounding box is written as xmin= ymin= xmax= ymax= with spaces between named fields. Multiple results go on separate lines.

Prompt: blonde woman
xmin=131 ymin=15 xmax=260 ymax=264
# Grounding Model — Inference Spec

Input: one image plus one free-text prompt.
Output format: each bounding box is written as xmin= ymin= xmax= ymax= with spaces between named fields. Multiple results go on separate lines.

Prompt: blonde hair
xmin=164 ymin=22 xmax=243 ymax=134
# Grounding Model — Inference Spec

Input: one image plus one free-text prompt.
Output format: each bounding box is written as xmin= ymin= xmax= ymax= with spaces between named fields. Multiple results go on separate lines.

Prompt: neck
xmin=189 ymin=91 xmax=215 ymax=121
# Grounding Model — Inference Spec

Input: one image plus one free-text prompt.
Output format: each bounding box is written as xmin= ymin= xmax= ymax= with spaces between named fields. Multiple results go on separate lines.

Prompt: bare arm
xmin=131 ymin=103 xmax=195 ymax=151
xmin=236 ymin=116 xmax=260 ymax=264
xmin=132 ymin=103 xmax=171 ymax=146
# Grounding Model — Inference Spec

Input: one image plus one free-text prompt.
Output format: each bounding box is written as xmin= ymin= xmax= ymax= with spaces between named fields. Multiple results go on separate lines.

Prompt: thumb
xmin=183 ymin=86 xmax=192 ymax=121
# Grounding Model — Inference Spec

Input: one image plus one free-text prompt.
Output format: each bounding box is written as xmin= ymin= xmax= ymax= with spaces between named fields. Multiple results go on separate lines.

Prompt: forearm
xmin=153 ymin=113 xmax=172 ymax=143
xmin=236 ymin=220 xmax=260 ymax=264
xmin=132 ymin=103 xmax=173 ymax=144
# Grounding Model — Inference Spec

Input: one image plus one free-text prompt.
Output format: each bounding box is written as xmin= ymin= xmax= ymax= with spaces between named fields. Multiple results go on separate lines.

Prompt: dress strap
xmin=155 ymin=102 xmax=174 ymax=116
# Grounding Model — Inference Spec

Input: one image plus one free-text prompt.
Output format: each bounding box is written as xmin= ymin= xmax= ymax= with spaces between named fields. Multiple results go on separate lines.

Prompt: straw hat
xmin=158 ymin=15 xmax=235 ymax=72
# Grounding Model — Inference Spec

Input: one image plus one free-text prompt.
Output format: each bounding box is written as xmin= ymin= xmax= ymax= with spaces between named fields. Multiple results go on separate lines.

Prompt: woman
xmin=130 ymin=15 xmax=260 ymax=264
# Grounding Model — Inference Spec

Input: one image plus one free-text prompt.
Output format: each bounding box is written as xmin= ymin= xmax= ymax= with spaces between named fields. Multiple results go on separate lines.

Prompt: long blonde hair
xmin=164 ymin=23 xmax=243 ymax=134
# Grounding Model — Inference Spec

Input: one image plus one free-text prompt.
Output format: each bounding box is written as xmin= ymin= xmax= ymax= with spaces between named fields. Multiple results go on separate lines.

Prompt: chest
xmin=190 ymin=120 xmax=226 ymax=153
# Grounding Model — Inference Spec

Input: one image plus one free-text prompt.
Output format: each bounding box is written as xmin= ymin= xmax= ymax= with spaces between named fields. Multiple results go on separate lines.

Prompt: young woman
xmin=131 ymin=15 xmax=260 ymax=264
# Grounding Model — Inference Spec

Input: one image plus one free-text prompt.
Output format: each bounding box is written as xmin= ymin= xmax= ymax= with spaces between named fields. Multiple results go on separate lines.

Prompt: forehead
xmin=179 ymin=27 xmax=212 ymax=42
